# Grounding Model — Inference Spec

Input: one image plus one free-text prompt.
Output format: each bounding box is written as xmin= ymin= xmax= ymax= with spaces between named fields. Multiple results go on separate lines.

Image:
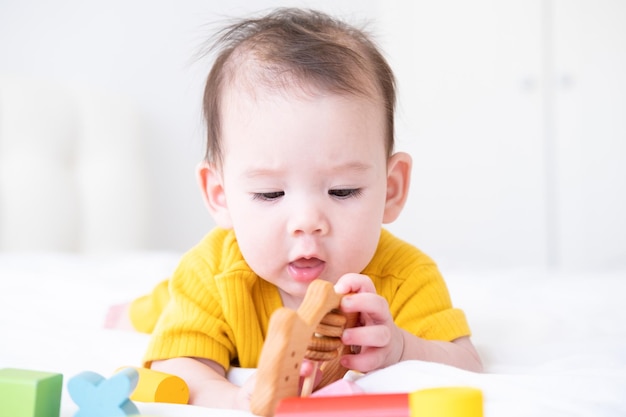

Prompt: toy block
xmin=275 ymin=387 xmax=484 ymax=417
xmin=118 ymin=366 xmax=189 ymax=404
xmin=67 ymin=368 xmax=139 ymax=417
xmin=275 ymin=393 xmax=410 ymax=417
xmin=409 ymin=386 xmax=483 ymax=417
xmin=0 ymin=368 xmax=63 ymax=417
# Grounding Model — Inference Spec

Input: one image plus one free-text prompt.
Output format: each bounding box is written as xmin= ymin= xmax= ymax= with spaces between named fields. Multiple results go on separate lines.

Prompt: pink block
xmin=311 ymin=379 xmax=365 ymax=397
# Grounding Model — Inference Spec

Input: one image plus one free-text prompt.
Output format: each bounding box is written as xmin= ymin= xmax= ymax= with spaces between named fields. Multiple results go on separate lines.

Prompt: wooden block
xmin=67 ymin=368 xmax=139 ymax=417
xmin=118 ymin=366 xmax=189 ymax=404
xmin=0 ymin=368 xmax=63 ymax=417
xmin=251 ymin=280 xmax=351 ymax=417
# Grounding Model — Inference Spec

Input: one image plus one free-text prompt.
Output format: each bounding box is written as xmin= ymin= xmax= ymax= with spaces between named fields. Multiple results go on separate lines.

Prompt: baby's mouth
xmin=291 ymin=257 xmax=323 ymax=268
xmin=288 ymin=257 xmax=326 ymax=283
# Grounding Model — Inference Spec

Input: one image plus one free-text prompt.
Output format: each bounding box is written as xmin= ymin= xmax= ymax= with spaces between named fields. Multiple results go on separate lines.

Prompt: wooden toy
xmin=117 ymin=366 xmax=189 ymax=404
xmin=300 ymin=309 xmax=359 ymax=397
xmin=67 ymin=368 xmax=139 ymax=417
xmin=274 ymin=386 xmax=483 ymax=417
xmin=250 ymin=280 xmax=358 ymax=417
xmin=0 ymin=368 xmax=63 ymax=417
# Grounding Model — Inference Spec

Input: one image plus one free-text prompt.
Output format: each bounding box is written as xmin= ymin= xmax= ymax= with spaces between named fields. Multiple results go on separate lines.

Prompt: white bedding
xmin=1 ymin=253 xmax=625 ymax=416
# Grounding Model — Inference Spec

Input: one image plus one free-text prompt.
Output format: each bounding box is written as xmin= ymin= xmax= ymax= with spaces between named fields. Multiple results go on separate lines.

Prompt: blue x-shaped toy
xmin=68 ymin=368 xmax=139 ymax=417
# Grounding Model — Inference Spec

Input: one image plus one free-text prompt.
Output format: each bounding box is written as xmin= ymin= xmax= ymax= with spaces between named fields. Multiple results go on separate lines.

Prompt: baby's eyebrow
xmin=331 ymin=161 xmax=373 ymax=173
xmin=242 ymin=161 xmax=373 ymax=178
xmin=241 ymin=161 xmax=374 ymax=179
xmin=241 ymin=166 xmax=288 ymax=180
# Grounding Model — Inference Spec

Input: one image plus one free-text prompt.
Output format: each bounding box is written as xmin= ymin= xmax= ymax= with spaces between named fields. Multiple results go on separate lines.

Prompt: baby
xmin=117 ymin=7 xmax=482 ymax=411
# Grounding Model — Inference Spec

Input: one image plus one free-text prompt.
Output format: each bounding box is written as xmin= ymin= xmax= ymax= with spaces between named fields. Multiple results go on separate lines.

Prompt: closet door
xmin=380 ymin=1 xmax=547 ymax=268
xmin=553 ymin=0 xmax=626 ymax=269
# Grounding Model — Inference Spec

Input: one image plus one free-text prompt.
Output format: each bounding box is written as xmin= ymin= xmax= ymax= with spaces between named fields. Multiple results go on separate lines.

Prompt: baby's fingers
xmin=334 ymin=273 xmax=376 ymax=295
xmin=339 ymin=323 xmax=405 ymax=372
xmin=339 ymin=292 xmax=390 ymax=322
xmin=341 ymin=324 xmax=391 ymax=348
xmin=340 ymin=347 xmax=386 ymax=373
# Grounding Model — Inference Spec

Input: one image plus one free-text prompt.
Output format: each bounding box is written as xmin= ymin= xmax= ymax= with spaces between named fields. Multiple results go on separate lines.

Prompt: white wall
xmin=0 ymin=0 xmax=380 ymax=252
xmin=380 ymin=1 xmax=548 ymax=270
xmin=1 ymin=0 xmax=624 ymax=270
xmin=551 ymin=0 xmax=626 ymax=270
xmin=379 ymin=0 xmax=626 ymax=271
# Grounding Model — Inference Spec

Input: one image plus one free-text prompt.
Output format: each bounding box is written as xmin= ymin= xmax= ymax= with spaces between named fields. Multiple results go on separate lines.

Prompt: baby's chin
xmin=276 ymin=286 xmax=306 ymax=309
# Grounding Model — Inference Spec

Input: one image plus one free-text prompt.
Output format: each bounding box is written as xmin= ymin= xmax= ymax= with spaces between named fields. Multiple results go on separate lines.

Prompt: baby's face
xmin=219 ymin=85 xmax=389 ymax=308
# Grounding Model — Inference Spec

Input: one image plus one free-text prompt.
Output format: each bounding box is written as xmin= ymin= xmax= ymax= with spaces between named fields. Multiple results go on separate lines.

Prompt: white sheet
xmin=1 ymin=253 xmax=625 ymax=416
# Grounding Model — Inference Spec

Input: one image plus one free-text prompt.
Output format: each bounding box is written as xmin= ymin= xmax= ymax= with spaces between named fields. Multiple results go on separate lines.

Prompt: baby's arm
xmin=335 ymin=274 xmax=483 ymax=373
xmin=151 ymin=357 xmax=255 ymax=410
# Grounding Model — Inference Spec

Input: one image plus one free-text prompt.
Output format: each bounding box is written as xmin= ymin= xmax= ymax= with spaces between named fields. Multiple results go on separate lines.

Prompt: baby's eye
xmin=252 ymin=191 xmax=285 ymax=201
xmin=328 ymin=188 xmax=362 ymax=199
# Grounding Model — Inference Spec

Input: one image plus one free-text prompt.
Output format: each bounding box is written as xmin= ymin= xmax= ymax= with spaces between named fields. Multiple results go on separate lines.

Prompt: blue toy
xmin=67 ymin=368 xmax=139 ymax=417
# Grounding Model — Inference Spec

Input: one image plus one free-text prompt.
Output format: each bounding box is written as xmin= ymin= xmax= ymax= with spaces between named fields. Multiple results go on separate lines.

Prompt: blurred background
xmin=0 ymin=0 xmax=624 ymax=271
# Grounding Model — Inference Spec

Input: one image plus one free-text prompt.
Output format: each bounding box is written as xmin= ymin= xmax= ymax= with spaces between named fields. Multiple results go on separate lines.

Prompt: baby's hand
xmin=334 ymin=273 xmax=405 ymax=373
xmin=235 ymin=371 xmax=256 ymax=411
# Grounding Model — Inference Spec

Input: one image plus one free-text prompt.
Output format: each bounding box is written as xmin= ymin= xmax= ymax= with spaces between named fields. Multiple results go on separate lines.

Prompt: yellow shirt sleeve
xmin=140 ymin=228 xmax=283 ymax=371
xmin=129 ymin=278 xmax=170 ymax=334
xmin=365 ymin=229 xmax=471 ymax=342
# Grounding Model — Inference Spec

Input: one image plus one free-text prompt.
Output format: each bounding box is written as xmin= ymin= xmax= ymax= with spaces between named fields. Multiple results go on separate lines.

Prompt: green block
xmin=0 ymin=368 xmax=63 ymax=417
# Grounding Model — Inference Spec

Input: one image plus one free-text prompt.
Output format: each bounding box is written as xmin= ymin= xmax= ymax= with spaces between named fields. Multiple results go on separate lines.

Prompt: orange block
xmin=119 ymin=367 xmax=189 ymax=405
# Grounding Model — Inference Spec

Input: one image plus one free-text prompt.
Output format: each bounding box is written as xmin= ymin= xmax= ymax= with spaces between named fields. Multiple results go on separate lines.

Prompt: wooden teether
xmin=300 ymin=309 xmax=358 ymax=397
xmin=250 ymin=280 xmax=358 ymax=417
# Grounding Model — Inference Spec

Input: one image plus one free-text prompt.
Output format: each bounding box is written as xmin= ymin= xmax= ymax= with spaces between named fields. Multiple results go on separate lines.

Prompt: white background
xmin=1 ymin=0 xmax=624 ymax=271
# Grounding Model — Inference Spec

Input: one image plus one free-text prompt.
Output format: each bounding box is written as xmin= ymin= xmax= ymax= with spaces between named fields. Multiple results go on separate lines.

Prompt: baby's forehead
xmin=220 ymin=77 xmax=383 ymax=128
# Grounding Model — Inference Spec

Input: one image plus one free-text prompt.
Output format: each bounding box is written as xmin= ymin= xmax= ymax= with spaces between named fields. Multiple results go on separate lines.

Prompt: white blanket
xmin=1 ymin=253 xmax=625 ymax=416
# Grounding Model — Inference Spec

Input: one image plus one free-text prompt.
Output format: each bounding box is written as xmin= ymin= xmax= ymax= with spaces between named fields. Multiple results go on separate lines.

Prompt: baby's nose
xmin=288 ymin=202 xmax=329 ymax=236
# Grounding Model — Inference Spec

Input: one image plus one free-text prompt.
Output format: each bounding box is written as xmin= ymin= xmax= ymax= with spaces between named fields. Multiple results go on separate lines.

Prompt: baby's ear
xmin=197 ymin=161 xmax=233 ymax=229
xmin=383 ymin=152 xmax=412 ymax=224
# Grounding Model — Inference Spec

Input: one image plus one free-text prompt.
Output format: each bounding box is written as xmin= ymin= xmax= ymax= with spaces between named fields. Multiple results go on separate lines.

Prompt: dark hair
xmin=201 ymin=8 xmax=396 ymax=165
